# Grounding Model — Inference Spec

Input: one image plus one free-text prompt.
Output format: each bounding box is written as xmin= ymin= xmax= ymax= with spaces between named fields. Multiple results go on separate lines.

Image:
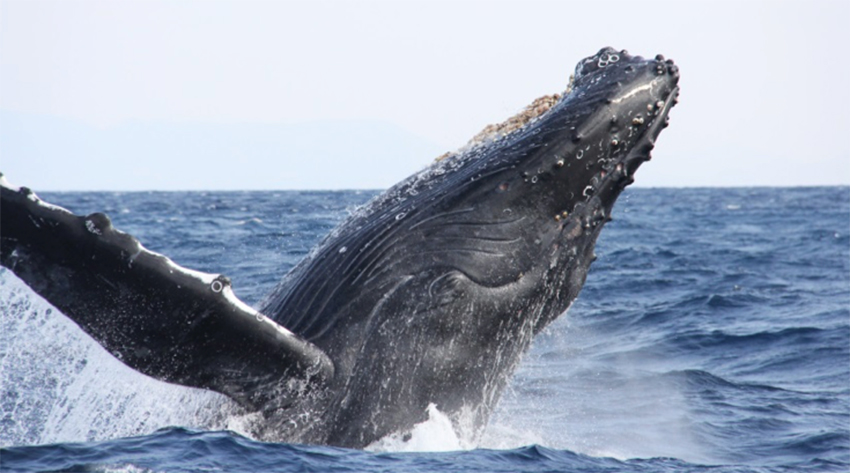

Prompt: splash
xmin=479 ymin=319 xmax=716 ymax=464
xmin=0 ymin=269 xmax=247 ymax=446
xmin=365 ymin=404 xmax=469 ymax=453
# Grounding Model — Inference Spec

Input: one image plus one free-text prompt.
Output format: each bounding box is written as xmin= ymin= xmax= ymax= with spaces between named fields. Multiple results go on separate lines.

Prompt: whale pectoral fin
xmin=0 ymin=176 xmax=333 ymax=411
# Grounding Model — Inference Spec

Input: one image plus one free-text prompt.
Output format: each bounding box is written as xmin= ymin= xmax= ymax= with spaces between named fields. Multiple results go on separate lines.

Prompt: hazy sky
xmin=1 ymin=0 xmax=848 ymax=190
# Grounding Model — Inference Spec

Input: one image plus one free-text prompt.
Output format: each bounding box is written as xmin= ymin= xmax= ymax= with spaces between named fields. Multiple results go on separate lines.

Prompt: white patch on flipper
xmin=158 ymin=254 xmax=217 ymax=285
xmin=220 ymin=285 xmax=296 ymax=338
xmin=1 ymin=174 xmax=73 ymax=215
xmin=0 ymin=174 xmax=20 ymax=192
xmin=127 ymin=238 xmax=299 ymax=341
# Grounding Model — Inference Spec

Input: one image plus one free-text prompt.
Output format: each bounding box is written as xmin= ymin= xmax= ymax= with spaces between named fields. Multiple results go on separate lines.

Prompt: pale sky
xmin=1 ymin=0 xmax=848 ymax=190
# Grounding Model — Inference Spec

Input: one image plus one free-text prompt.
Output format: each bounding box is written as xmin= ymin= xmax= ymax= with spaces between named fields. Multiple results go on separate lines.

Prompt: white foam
xmin=97 ymin=465 xmax=154 ymax=473
xmin=0 ymin=269 xmax=246 ymax=446
xmin=366 ymin=404 xmax=469 ymax=453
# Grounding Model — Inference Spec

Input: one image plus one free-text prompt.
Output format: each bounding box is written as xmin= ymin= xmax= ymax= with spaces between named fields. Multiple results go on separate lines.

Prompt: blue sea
xmin=1 ymin=187 xmax=848 ymax=472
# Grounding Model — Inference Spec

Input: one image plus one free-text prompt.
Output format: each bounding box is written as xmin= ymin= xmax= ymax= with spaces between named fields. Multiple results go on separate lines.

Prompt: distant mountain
xmin=1 ymin=110 xmax=447 ymax=190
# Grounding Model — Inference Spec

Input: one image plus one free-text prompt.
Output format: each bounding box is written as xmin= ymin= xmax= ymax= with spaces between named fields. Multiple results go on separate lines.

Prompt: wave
xmin=0 ymin=427 xmax=770 ymax=473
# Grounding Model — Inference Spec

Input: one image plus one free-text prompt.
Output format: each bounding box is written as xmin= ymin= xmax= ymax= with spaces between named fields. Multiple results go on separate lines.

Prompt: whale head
xmin=261 ymin=47 xmax=680 ymax=447
xmin=465 ymin=46 xmax=681 ymax=328
xmin=377 ymin=47 xmax=682 ymax=331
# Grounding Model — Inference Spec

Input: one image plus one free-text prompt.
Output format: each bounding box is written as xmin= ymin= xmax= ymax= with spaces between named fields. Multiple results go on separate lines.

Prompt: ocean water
xmin=1 ymin=187 xmax=848 ymax=472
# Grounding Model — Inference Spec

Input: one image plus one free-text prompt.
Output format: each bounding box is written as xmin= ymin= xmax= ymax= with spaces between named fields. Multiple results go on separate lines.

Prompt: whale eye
xmin=497 ymin=182 xmax=510 ymax=192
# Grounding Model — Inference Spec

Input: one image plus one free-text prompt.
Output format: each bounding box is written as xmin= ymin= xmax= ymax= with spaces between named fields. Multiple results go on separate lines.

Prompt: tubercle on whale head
xmin=459 ymin=46 xmax=679 ymax=230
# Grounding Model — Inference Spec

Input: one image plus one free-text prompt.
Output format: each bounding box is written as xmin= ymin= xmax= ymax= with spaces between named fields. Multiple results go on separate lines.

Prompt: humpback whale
xmin=0 ymin=47 xmax=679 ymax=448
